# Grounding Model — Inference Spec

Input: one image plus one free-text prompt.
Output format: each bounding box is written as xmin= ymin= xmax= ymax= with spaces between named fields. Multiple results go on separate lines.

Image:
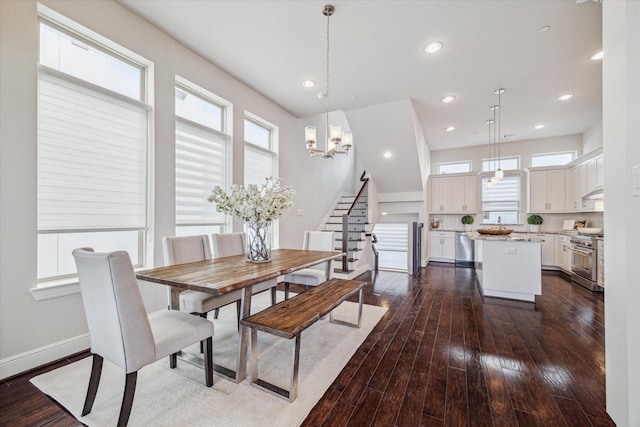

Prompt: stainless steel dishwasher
xmin=455 ymin=231 xmax=474 ymax=268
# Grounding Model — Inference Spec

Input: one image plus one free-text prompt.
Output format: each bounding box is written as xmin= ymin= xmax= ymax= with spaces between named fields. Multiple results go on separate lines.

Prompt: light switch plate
xmin=632 ymin=164 xmax=640 ymax=196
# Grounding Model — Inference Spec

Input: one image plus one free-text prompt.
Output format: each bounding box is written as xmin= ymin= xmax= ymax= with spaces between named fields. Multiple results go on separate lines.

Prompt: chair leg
xmin=199 ymin=313 xmax=207 ymax=353
xmin=271 ymin=286 xmax=277 ymax=305
xmin=284 ymin=282 xmax=290 ymax=300
xmin=82 ymin=354 xmax=103 ymax=416
xmin=117 ymin=371 xmax=137 ymax=427
xmin=170 ymin=353 xmax=177 ymax=368
xmin=213 ymin=308 xmax=220 ymax=319
xmin=203 ymin=337 xmax=213 ymax=387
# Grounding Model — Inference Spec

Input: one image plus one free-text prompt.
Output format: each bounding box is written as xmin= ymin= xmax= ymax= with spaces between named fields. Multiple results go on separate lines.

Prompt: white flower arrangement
xmin=207 ymin=177 xmax=295 ymax=223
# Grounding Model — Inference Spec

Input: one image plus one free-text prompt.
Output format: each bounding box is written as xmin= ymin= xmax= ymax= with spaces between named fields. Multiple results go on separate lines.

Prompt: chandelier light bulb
xmin=495 ymin=168 xmax=504 ymax=179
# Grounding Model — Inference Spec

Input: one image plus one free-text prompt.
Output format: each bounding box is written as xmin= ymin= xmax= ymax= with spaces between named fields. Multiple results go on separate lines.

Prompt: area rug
xmin=31 ymin=291 xmax=386 ymax=427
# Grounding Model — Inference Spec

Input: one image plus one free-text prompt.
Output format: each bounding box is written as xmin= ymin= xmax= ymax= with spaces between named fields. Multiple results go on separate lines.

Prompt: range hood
xmin=582 ymin=188 xmax=604 ymax=200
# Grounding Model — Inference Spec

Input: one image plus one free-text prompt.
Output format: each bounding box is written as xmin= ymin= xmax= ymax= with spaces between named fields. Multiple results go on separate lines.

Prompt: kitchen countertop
xmin=429 ymin=229 xmax=599 ymax=237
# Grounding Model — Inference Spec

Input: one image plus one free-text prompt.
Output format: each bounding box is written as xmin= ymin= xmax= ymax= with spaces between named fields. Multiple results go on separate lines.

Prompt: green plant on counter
xmin=527 ymin=214 xmax=543 ymax=225
xmin=461 ymin=215 xmax=474 ymax=225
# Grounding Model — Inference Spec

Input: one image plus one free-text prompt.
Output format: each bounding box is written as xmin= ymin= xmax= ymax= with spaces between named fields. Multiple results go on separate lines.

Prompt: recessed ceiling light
xmin=381 ymin=212 xmax=388 ymax=216
xmin=538 ymin=25 xmax=551 ymax=33
xmin=424 ymin=41 xmax=443 ymax=54
xmin=558 ymin=94 xmax=574 ymax=101
xmin=317 ymin=92 xmax=327 ymax=99
xmin=302 ymin=80 xmax=316 ymax=88
xmin=589 ymin=51 xmax=604 ymax=61
xmin=445 ymin=126 xmax=455 ymax=132
xmin=441 ymin=95 xmax=456 ymax=103
xmin=383 ymin=151 xmax=393 ymax=159
xmin=534 ymin=124 xmax=545 ymax=130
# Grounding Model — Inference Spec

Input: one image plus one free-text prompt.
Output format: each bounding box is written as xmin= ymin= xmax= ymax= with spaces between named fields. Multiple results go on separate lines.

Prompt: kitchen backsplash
xmin=431 ymin=212 xmax=604 ymax=232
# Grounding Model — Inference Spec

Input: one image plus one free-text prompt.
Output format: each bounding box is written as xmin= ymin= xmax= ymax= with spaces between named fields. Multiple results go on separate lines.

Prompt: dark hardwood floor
xmin=0 ymin=265 xmax=615 ymax=426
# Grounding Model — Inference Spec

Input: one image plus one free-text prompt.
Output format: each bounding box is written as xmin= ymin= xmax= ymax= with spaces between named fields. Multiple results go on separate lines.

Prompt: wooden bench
xmin=240 ymin=278 xmax=367 ymax=402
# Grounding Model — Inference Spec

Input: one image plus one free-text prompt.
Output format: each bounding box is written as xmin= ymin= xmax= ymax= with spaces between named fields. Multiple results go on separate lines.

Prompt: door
xmin=547 ymin=170 xmax=566 ymax=212
xmin=529 ymin=171 xmax=548 ymax=212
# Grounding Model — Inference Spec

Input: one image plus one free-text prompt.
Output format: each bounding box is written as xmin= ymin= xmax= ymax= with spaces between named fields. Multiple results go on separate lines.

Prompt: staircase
xmin=320 ymin=175 xmax=372 ymax=279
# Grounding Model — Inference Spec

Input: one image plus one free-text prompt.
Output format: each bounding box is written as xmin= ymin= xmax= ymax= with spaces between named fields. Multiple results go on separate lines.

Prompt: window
xmin=531 ymin=151 xmax=576 ymax=167
xmin=438 ymin=161 xmax=471 ymax=174
xmin=373 ymin=223 xmax=408 ymax=271
xmin=175 ymin=81 xmax=231 ymax=236
xmin=481 ymin=174 xmax=521 ymax=225
xmin=37 ymin=20 xmax=150 ymax=282
xmin=482 ymin=156 xmax=520 ymax=172
xmin=244 ymin=115 xmax=276 ymax=186
xmin=244 ymin=113 xmax=278 ymax=245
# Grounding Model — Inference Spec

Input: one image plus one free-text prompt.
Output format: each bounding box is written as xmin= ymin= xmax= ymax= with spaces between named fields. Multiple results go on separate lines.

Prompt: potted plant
xmin=461 ymin=215 xmax=474 ymax=231
xmin=527 ymin=214 xmax=543 ymax=232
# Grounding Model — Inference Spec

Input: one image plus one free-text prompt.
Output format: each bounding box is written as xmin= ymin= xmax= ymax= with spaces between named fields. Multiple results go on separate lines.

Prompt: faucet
xmin=497 ymin=216 xmax=503 ymax=230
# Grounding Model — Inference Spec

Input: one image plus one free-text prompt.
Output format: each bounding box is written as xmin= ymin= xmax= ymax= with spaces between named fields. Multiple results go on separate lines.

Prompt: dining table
xmin=135 ymin=248 xmax=344 ymax=383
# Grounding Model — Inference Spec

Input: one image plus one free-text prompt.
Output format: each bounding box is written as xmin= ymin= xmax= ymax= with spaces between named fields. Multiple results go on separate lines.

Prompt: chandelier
xmin=304 ymin=4 xmax=353 ymax=159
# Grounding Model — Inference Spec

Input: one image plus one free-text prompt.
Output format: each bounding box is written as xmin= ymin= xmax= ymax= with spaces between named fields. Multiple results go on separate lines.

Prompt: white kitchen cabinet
xmin=430 ymin=174 xmax=477 ymax=213
xmin=528 ymin=169 xmax=566 ymax=213
xmin=554 ymin=234 xmax=572 ymax=273
xmin=429 ymin=231 xmax=455 ymax=262
xmin=430 ymin=177 xmax=453 ymax=213
xmin=595 ymin=155 xmax=604 ymax=189
xmin=566 ymin=167 xmax=578 ymax=211
xmin=530 ymin=233 xmax=555 ymax=267
xmin=597 ymin=239 xmax=604 ymax=287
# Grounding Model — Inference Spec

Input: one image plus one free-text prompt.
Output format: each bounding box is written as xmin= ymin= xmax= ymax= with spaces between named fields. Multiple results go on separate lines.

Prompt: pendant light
xmin=304 ymin=5 xmax=353 ymax=159
xmin=486 ymin=118 xmax=494 ymax=188
xmin=494 ymin=88 xmax=505 ymax=179
xmin=489 ymin=103 xmax=499 ymax=184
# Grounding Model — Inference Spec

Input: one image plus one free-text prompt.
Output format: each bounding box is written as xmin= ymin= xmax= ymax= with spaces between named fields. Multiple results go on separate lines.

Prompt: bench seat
xmin=240 ymin=278 xmax=367 ymax=401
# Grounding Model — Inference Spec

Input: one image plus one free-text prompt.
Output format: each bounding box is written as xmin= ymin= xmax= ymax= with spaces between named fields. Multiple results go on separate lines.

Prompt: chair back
xmin=304 ymin=231 xmax=334 ymax=271
xmin=72 ymin=248 xmax=155 ymax=373
xmin=162 ymin=235 xmax=212 ymax=265
xmin=212 ymin=232 xmax=245 ymax=258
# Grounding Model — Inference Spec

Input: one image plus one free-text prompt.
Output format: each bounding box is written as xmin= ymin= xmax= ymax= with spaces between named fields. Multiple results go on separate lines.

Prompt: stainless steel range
xmin=570 ymin=234 xmax=603 ymax=291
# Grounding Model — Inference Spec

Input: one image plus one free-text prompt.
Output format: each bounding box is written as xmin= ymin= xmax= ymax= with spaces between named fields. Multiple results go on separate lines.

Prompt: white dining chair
xmin=212 ymin=232 xmax=278 ymax=305
xmin=283 ymin=230 xmax=334 ymax=299
xmin=72 ymin=248 xmax=214 ymax=427
xmin=163 ymin=235 xmax=242 ymax=325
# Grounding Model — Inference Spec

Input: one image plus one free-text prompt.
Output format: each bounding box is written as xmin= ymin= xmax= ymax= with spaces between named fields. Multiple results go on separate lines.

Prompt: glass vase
xmin=246 ymin=220 xmax=272 ymax=262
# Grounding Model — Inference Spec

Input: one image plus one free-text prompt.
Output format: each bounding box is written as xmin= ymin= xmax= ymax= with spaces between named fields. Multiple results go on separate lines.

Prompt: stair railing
xmin=341 ymin=172 xmax=369 ymax=272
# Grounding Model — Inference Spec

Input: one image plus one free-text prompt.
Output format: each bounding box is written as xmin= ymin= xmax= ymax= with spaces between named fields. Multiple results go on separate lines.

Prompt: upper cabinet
xmin=566 ymin=152 xmax=603 ymax=212
xmin=527 ymin=169 xmax=566 ymax=213
xmin=430 ymin=174 xmax=477 ymax=214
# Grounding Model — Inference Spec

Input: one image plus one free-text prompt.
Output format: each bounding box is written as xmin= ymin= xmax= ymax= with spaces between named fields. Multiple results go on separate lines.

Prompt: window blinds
xmin=481 ymin=175 xmax=520 ymax=212
xmin=244 ymin=144 xmax=274 ymax=186
xmin=175 ymin=118 xmax=228 ymax=225
xmin=37 ymin=71 xmax=148 ymax=231
xmin=373 ymin=223 xmax=409 ymax=252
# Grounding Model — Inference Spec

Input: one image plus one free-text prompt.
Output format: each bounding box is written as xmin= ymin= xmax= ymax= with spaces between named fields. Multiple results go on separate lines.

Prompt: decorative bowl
xmin=476 ymin=228 xmax=513 ymax=235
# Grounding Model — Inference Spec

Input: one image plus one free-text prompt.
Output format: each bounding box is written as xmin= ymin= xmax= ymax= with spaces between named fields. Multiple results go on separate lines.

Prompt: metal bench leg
xmin=248 ymin=328 xmax=301 ymax=402
xmin=329 ymin=288 xmax=363 ymax=328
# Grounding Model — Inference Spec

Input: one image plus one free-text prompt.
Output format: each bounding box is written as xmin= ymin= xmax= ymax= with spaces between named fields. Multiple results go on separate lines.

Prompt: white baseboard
xmin=0 ymin=334 xmax=90 ymax=380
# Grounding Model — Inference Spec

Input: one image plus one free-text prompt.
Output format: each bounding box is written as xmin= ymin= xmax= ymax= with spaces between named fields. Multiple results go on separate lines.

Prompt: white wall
xmin=603 ymin=2 xmax=640 ymax=426
xmin=0 ymin=0 xmax=351 ymax=378
xmin=430 ymin=134 xmax=583 ymax=172
xmin=582 ymin=120 xmax=603 ymax=153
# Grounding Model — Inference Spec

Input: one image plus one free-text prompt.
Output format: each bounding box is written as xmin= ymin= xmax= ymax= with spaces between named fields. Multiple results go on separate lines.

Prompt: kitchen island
xmin=472 ymin=234 xmax=543 ymax=303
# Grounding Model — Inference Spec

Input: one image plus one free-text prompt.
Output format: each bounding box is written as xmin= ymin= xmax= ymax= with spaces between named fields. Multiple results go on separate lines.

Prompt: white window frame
xmin=531 ymin=150 xmax=577 ymax=168
xmin=481 ymin=155 xmax=520 ymax=172
xmin=244 ymin=112 xmax=279 ymax=246
xmin=438 ymin=160 xmax=472 ymax=174
xmin=33 ymin=7 xmax=154 ymax=298
xmin=174 ymin=76 xmax=233 ymax=236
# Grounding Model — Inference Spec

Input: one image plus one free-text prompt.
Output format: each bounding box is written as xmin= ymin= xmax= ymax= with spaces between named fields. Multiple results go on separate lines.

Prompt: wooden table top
xmin=136 ymin=248 xmax=343 ymax=296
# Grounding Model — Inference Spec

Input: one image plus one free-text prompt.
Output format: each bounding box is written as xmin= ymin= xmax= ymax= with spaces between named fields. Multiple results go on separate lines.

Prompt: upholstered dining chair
xmin=211 ymin=232 xmax=278 ymax=305
xmin=162 ymin=235 xmax=242 ymax=325
xmin=283 ymin=230 xmax=334 ymax=299
xmin=72 ymin=248 xmax=214 ymax=427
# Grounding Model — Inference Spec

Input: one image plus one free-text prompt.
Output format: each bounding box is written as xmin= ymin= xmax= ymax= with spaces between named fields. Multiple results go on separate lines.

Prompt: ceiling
xmin=118 ymin=0 xmax=603 ymax=151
